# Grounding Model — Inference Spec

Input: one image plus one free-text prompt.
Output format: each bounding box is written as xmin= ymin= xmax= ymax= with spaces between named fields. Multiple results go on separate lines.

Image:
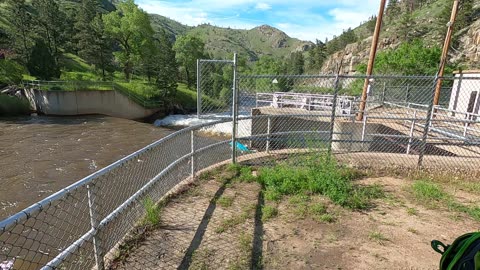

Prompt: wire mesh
xmin=2 ymin=68 xmax=480 ymax=269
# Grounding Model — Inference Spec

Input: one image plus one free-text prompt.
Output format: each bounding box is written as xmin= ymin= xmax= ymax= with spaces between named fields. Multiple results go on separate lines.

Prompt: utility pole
xmin=433 ymin=0 xmax=459 ymax=106
xmin=357 ymin=0 xmax=387 ymax=121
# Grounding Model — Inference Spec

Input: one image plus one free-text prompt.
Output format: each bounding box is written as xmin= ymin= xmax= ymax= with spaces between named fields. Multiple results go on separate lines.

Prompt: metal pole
xmin=452 ymin=70 xmax=463 ymax=114
xmin=405 ymin=84 xmax=410 ymax=104
xmin=231 ymin=53 xmax=238 ymax=164
xmin=328 ymin=74 xmax=341 ymax=155
xmin=87 ymin=184 xmax=104 ymax=270
xmin=418 ymin=76 xmax=439 ymax=168
xmin=382 ymin=82 xmax=386 ymax=105
xmin=191 ymin=130 xmax=196 ymax=179
xmin=266 ymin=116 xmax=271 ymax=153
xmin=196 ymin=59 xmax=202 ymax=118
xmin=357 ymin=0 xmax=387 ymax=121
xmin=433 ymin=0 xmax=459 ymax=106
xmin=407 ymin=110 xmax=417 ymax=155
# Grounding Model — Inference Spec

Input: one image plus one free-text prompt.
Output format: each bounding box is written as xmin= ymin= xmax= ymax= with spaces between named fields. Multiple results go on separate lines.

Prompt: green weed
xmin=262 ymin=205 xmax=278 ymax=222
xmin=411 ymin=180 xmax=450 ymax=207
xmin=143 ymin=197 xmax=161 ymax=227
xmin=217 ymin=195 xmax=234 ymax=208
xmin=407 ymin=207 xmax=418 ymax=216
xmin=368 ymin=231 xmax=389 ymax=245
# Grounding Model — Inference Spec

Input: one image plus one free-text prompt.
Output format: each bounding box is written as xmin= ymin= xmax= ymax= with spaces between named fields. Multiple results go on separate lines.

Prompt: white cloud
xmin=255 ymin=3 xmax=272 ymax=11
xmin=137 ymin=0 xmax=380 ymax=42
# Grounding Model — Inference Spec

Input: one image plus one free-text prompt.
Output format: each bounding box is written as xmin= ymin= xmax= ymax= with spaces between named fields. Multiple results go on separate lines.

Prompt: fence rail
xmin=23 ymin=80 xmax=164 ymax=109
xmin=3 ymin=68 xmax=480 ymax=269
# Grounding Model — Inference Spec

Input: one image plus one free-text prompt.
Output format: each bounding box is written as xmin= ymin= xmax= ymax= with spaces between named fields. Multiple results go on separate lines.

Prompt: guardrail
xmin=255 ymin=92 xmax=356 ymax=115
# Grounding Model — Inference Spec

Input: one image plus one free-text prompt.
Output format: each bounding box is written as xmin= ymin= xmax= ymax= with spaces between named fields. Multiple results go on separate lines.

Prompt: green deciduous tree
xmin=173 ymin=34 xmax=206 ymax=88
xmin=155 ymin=30 xmax=178 ymax=99
xmin=357 ymin=39 xmax=449 ymax=75
xmin=0 ymin=59 xmax=25 ymax=85
xmin=103 ymin=0 xmax=155 ymax=81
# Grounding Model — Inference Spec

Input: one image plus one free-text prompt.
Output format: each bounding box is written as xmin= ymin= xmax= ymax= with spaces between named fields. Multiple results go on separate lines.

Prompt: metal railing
xmin=255 ymin=92 xmax=356 ymax=115
xmin=3 ymin=70 xmax=480 ymax=269
xmin=23 ymin=80 xmax=164 ymax=109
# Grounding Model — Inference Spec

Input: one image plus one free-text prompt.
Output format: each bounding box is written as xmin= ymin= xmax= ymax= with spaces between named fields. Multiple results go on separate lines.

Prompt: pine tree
xmin=91 ymin=14 xmax=114 ymax=80
xmin=32 ymin=0 xmax=66 ymax=63
xmin=74 ymin=0 xmax=100 ymax=61
xmin=386 ymin=0 xmax=400 ymax=22
xmin=6 ymin=0 xmax=33 ymax=64
xmin=27 ymin=39 xmax=60 ymax=80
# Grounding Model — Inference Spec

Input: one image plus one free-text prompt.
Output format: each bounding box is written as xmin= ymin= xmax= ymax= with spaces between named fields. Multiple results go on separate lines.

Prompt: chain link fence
xmin=2 ymin=62 xmax=480 ymax=269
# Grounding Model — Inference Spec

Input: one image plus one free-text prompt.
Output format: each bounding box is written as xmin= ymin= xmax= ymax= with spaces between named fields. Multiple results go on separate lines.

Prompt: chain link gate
xmin=196 ymin=56 xmax=236 ymax=118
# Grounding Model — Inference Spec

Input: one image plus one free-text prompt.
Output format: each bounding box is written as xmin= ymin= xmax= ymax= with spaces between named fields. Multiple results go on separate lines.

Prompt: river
xmin=0 ymin=115 xmax=174 ymax=220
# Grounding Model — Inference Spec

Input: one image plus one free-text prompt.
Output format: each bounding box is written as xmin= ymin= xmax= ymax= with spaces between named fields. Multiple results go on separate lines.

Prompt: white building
xmin=448 ymin=70 xmax=480 ymax=119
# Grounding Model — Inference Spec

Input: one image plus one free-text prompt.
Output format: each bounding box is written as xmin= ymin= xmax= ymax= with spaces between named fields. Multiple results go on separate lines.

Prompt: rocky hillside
xmin=187 ymin=24 xmax=313 ymax=61
xmin=321 ymin=0 xmax=480 ymax=74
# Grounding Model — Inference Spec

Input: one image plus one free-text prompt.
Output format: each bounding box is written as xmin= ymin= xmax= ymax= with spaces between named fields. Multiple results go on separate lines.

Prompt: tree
xmin=6 ymin=0 xmax=33 ymax=64
xmin=398 ymin=11 xmax=414 ymax=42
xmin=91 ymin=14 xmax=114 ymax=80
xmin=357 ymin=39 xmax=449 ymax=75
xmin=74 ymin=0 xmax=100 ymax=60
xmin=307 ymin=40 xmax=327 ymax=72
xmin=155 ymin=30 xmax=178 ymax=99
xmin=173 ymin=35 xmax=206 ymax=88
xmin=27 ymin=39 xmax=60 ymax=80
xmin=288 ymin=52 xmax=305 ymax=75
xmin=33 ymin=0 xmax=66 ymax=63
xmin=0 ymin=59 xmax=25 ymax=85
xmin=103 ymin=0 xmax=155 ymax=80
xmin=366 ymin=15 xmax=377 ymax=34
xmin=386 ymin=0 xmax=401 ymax=22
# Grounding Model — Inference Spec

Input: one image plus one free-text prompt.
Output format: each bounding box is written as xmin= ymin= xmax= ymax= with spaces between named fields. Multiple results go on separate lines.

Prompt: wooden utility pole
xmin=433 ymin=0 xmax=459 ymax=106
xmin=357 ymin=0 xmax=387 ymax=121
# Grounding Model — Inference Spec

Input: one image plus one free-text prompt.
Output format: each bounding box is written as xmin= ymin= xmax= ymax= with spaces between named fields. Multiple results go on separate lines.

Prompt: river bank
xmin=0 ymin=115 xmax=174 ymax=219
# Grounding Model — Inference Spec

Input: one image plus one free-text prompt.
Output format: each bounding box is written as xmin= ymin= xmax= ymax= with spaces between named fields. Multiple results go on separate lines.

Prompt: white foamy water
xmin=154 ymin=113 xmax=251 ymax=137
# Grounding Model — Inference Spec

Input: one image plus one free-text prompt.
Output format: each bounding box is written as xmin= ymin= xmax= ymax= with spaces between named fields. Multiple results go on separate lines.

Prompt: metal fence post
xmin=197 ymin=59 xmax=202 ymax=118
xmin=87 ymin=184 xmax=104 ymax=270
xmin=406 ymin=110 xmax=417 ymax=155
xmin=382 ymin=82 xmax=386 ymax=105
xmin=266 ymin=116 xmax=271 ymax=153
xmin=418 ymin=76 xmax=439 ymax=168
xmin=191 ymin=130 xmax=196 ymax=179
xmin=327 ymin=74 xmax=341 ymax=155
xmin=405 ymin=84 xmax=410 ymax=104
xmin=231 ymin=53 xmax=238 ymax=164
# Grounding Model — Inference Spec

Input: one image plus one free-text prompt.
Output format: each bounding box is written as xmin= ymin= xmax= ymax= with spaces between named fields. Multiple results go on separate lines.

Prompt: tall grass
xmin=0 ymin=94 xmax=30 ymax=116
xmin=257 ymin=153 xmax=382 ymax=210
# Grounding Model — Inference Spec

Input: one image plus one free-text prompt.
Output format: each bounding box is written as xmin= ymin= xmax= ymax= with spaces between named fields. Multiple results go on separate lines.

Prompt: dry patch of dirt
xmin=110 ymin=169 xmax=480 ymax=270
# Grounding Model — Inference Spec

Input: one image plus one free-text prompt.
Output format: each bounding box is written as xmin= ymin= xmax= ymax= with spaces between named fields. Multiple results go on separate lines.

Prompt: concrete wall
xmin=24 ymin=89 xmax=161 ymax=120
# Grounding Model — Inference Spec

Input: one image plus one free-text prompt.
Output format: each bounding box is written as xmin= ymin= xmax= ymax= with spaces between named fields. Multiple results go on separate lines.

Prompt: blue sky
xmin=136 ymin=0 xmax=380 ymax=42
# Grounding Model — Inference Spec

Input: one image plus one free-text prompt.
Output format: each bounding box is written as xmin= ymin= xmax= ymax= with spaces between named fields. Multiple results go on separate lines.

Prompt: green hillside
xmin=186 ymin=24 xmax=312 ymax=61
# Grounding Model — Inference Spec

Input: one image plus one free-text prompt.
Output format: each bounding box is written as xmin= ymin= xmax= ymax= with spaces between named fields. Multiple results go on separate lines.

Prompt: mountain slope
xmin=186 ymin=24 xmax=312 ymax=61
xmin=321 ymin=0 xmax=480 ymax=74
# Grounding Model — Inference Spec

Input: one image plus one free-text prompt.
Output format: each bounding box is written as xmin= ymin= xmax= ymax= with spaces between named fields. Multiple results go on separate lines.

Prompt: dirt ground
xmin=110 ymin=166 xmax=480 ymax=270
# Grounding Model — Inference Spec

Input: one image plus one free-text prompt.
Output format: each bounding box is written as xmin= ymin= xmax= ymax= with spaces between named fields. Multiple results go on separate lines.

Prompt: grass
xmin=215 ymin=203 xmax=256 ymax=234
xmin=257 ymin=153 xmax=382 ymax=210
xmin=407 ymin=207 xmax=418 ymax=216
xmin=410 ymin=180 xmax=480 ymax=221
xmin=143 ymin=197 xmax=161 ymax=227
xmin=217 ymin=195 xmax=234 ymax=208
xmin=368 ymin=231 xmax=389 ymax=245
xmin=262 ymin=205 xmax=278 ymax=222
xmin=0 ymin=94 xmax=30 ymax=116
xmin=411 ymin=180 xmax=450 ymax=207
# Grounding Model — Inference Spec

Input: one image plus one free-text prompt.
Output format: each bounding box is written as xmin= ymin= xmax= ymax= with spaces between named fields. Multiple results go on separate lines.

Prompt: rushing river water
xmin=0 ymin=115 xmax=173 ymax=220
